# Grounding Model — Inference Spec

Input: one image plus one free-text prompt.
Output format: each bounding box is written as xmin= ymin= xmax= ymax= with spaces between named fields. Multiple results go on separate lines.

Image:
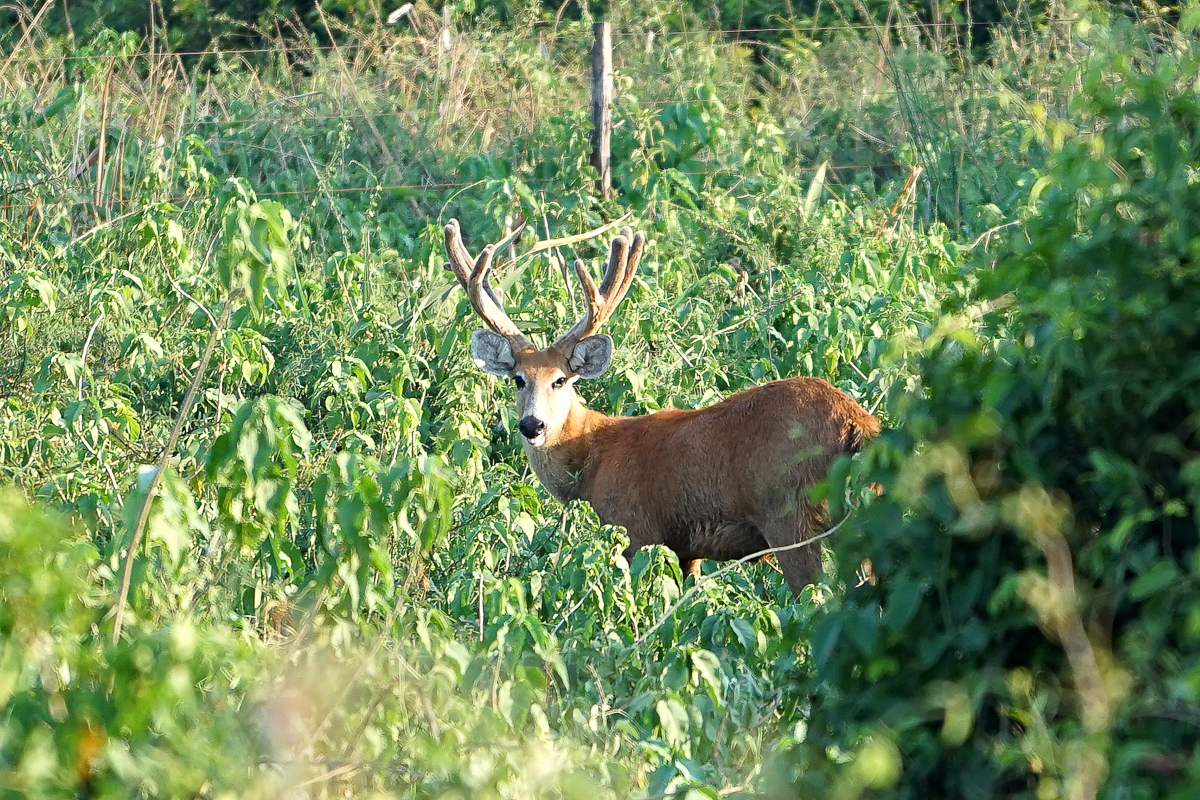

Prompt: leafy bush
xmin=0 ymin=492 xmax=269 ymax=798
xmin=4 ymin=4 xmax=1199 ymax=797
xmin=797 ymin=19 xmax=1200 ymax=799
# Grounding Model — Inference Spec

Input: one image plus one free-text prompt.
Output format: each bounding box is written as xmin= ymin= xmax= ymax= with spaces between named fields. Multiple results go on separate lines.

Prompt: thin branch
xmin=306 ymin=590 xmax=408 ymax=748
xmin=632 ymin=519 xmax=846 ymax=648
xmin=78 ymin=311 xmax=105 ymax=402
xmin=73 ymin=309 xmax=121 ymax=496
xmin=265 ymin=91 xmax=322 ymax=108
xmin=53 ymin=208 xmax=145 ymax=259
xmin=640 ymin=784 xmax=747 ymax=800
xmin=522 ymin=212 xmax=631 ymax=256
xmin=0 ymin=164 xmax=71 ymax=200
xmin=110 ymin=295 xmax=234 ymax=643
xmin=255 ymin=756 xmax=427 ymax=779
xmin=847 ymin=359 xmax=870 ymax=383
xmin=302 ymin=549 xmax=429 ymax=756
xmin=291 ymin=761 xmax=363 ymax=789
xmin=166 ymin=274 xmax=218 ymax=328
xmin=868 ymin=391 xmax=886 ymax=416
xmin=0 ymin=0 xmax=54 ymax=85
xmin=969 ymin=220 xmax=1020 ymax=250
xmin=550 ymin=590 xmax=592 ymax=636
xmin=709 ymin=288 xmax=811 ymax=336
xmin=543 ymin=206 xmax=575 ymax=306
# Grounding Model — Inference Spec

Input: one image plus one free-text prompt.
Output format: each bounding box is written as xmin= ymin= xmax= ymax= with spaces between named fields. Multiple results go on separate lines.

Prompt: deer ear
xmin=470 ymin=329 xmax=516 ymax=376
xmin=568 ymin=334 xmax=613 ymax=379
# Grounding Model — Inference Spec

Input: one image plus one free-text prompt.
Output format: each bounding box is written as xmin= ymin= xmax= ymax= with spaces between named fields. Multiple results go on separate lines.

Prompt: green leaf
xmin=689 ymin=649 xmax=723 ymax=698
xmin=884 ymin=579 xmax=926 ymax=630
xmin=1128 ymin=560 xmax=1181 ymax=601
xmin=655 ymin=698 xmax=688 ymax=747
xmin=729 ymin=618 xmax=757 ymax=654
xmin=846 ymin=606 xmax=880 ymax=657
xmin=802 ymin=160 xmax=828 ymax=219
xmin=811 ymin=615 xmax=842 ymax=669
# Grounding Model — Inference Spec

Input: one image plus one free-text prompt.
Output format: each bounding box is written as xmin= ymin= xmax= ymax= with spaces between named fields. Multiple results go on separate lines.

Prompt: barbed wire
xmin=4 ymin=72 xmax=1057 ymax=142
xmin=0 ymin=85 xmax=1073 ymax=158
xmin=611 ymin=18 xmax=1075 ymax=37
xmin=160 ymin=85 xmax=1016 ymax=130
xmin=0 ymin=13 xmax=1092 ymax=211
xmin=2 ymin=17 xmax=1082 ymax=64
xmin=5 ymin=159 xmax=911 ymax=209
xmin=253 ymin=163 xmax=901 ymax=193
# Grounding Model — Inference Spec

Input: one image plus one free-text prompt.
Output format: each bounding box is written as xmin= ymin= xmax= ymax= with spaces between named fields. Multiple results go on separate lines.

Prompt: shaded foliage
xmin=798 ymin=19 xmax=1200 ymax=799
xmin=2 ymin=0 xmax=1061 ymax=59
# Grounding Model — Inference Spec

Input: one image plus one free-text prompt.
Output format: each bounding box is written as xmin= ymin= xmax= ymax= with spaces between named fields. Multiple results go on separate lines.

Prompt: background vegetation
xmin=2 ymin=0 xmax=1197 ymax=797
xmin=0 ymin=0 xmax=1054 ymax=55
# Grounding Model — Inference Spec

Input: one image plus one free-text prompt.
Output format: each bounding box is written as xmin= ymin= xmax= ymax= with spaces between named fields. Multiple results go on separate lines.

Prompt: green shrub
xmin=795 ymin=23 xmax=1200 ymax=799
xmin=0 ymin=492 xmax=270 ymax=799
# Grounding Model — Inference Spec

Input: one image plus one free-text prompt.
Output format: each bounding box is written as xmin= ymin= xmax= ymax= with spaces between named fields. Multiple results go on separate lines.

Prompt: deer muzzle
xmin=518 ymin=416 xmax=546 ymax=446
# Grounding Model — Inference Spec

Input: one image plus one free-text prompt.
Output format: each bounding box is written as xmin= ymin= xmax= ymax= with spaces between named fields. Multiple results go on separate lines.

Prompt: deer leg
xmin=679 ymin=558 xmax=702 ymax=582
xmin=618 ymin=521 xmax=658 ymax=570
xmin=757 ymin=503 xmax=826 ymax=597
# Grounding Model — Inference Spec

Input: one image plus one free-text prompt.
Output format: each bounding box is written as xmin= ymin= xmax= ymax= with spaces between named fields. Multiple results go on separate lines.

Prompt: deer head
xmin=444 ymin=218 xmax=644 ymax=448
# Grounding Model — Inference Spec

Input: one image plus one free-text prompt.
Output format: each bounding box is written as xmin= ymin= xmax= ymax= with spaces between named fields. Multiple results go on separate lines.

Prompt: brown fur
xmin=444 ymin=218 xmax=880 ymax=595
xmin=516 ymin=369 xmax=879 ymax=595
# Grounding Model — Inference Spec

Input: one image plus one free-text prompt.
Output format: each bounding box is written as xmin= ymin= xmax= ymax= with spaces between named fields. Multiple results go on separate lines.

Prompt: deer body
xmin=444 ymin=218 xmax=879 ymax=596
xmin=527 ymin=376 xmax=878 ymax=594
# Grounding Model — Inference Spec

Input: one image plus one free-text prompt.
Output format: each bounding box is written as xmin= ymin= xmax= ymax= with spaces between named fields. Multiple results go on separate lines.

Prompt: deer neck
xmin=522 ymin=395 xmax=612 ymax=504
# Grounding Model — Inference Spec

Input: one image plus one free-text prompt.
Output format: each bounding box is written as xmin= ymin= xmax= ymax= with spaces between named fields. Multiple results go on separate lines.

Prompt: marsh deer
xmin=444 ymin=218 xmax=880 ymax=596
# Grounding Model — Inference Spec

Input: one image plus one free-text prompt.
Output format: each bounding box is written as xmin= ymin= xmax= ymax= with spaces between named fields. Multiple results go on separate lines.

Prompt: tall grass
xmin=2 ymin=0 xmax=1119 ymax=244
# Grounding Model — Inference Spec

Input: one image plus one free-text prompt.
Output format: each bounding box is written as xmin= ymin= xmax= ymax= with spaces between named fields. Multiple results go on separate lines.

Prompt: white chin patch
xmin=525 ymin=433 xmax=547 ymax=448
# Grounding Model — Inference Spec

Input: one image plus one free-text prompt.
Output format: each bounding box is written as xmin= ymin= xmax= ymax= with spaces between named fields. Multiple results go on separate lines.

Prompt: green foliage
xmin=216 ymin=183 xmax=299 ymax=313
xmin=0 ymin=0 xmax=1064 ymax=62
xmin=798 ymin=20 xmax=1200 ymax=799
xmin=0 ymin=492 xmax=267 ymax=798
xmin=2 ymin=4 xmax=1198 ymax=798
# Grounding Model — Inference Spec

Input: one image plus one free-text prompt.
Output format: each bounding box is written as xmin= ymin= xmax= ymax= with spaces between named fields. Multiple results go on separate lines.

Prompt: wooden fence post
xmin=591 ymin=21 xmax=613 ymax=199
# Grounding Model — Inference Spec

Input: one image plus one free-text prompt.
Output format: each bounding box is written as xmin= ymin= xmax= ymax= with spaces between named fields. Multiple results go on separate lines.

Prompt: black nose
xmin=518 ymin=416 xmax=545 ymax=439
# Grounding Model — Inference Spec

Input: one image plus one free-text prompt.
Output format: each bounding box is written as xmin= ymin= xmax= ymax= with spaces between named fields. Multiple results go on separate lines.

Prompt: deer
xmin=443 ymin=217 xmax=881 ymax=596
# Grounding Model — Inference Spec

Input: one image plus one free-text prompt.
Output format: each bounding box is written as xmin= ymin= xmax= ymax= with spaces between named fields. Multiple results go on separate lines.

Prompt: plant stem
xmin=110 ymin=295 xmax=234 ymax=643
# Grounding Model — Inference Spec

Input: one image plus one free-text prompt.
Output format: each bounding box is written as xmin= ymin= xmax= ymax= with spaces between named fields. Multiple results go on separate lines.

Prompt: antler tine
xmin=443 ymin=219 xmax=531 ymax=347
xmin=553 ymin=227 xmax=644 ymax=351
xmin=593 ymin=227 xmax=644 ymax=324
xmin=596 ymin=231 xmax=630 ymax=299
xmin=618 ymin=229 xmax=645 ymax=304
xmin=605 ymin=227 xmax=643 ymax=307
xmin=572 ymin=257 xmax=600 ymax=308
xmin=443 ymin=219 xmax=472 ymax=286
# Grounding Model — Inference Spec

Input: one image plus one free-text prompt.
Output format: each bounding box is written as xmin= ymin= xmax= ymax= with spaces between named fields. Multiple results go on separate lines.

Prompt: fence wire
xmin=3 ymin=17 xmax=1082 ymax=64
xmin=0 ymin=11 xmax=1103 ymax=217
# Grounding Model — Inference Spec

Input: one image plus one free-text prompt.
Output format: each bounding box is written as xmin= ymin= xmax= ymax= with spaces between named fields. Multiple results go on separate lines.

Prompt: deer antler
xmin=553 ymin=226 xmax=644 ymax=352
xmin=444 ymin=218 xmax=532 ymax=350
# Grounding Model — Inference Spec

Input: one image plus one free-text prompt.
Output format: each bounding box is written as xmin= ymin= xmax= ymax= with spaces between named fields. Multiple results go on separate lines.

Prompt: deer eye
xmin=513 ymin=376 xmax=526 ymax=390
xmin=552 ymin=376 xmax=567 ymax=389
